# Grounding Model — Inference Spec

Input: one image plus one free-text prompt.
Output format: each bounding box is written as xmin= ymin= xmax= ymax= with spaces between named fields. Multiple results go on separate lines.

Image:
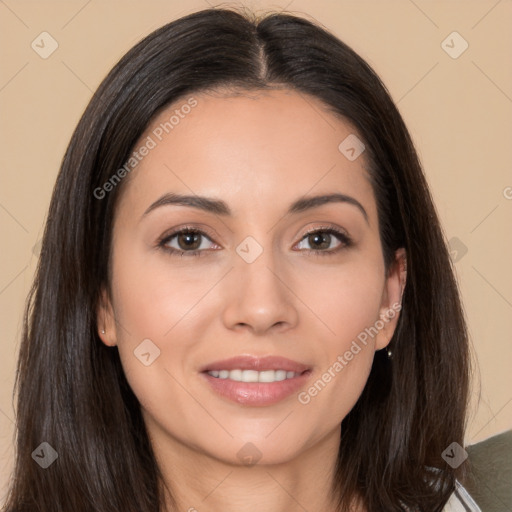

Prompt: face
xmin=98 ymin=88 xmax=405 ymax=467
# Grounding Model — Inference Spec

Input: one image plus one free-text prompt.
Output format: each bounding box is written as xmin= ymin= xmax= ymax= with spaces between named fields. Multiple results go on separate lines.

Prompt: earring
xmin=101 ymin=329 xmax=105 ymax=334
xmin=387 ymin=348 xmax=393 ymax=359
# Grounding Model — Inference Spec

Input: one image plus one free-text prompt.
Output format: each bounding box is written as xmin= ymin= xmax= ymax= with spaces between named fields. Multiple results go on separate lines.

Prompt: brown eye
xmin=307 ymin=232 xmax=333 ymax=250
xmin=295 ymin=227 xmax=352 ymax=255
xmin=159 ymin=228 xmax=218 ymax=256
xmin=176 ymin=231 xmax=202 ymax=251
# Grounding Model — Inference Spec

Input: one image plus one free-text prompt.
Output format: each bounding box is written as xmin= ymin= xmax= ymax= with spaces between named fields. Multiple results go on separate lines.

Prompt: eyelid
xmin=299 ymin=224 xmax=350 ymax=240
xmin=157 ymin=224 xmax=218 ymax=246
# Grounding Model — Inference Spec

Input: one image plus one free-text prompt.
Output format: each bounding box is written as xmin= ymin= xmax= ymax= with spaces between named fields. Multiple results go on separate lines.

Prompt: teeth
xmin=259 ymin=370 xmax=277 ymax=383
xmin=207 ymin=369 xmax=301 ymax=383
xmin=275 ymin=370 xmax=286 ymax=381
xmin=242 ymin=370 xmax=259 ymax=382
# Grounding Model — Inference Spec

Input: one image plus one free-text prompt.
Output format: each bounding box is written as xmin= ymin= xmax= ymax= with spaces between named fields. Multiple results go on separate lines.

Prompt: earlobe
xmin=96 ymin=286 xmax=117 ymax=347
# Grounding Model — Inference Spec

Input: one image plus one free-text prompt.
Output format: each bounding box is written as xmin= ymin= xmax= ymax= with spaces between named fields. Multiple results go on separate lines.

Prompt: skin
xmin=97 ymin=88 xmax=406 ymax=512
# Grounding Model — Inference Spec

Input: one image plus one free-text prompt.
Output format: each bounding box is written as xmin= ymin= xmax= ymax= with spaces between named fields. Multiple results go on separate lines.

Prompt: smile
xmin=206 ymin=369 xmax=301 ymax=382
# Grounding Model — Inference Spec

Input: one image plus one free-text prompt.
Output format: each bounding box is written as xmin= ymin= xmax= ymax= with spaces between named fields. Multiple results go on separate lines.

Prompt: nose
xmin=221 ymin=246 xmax=299 ymax=335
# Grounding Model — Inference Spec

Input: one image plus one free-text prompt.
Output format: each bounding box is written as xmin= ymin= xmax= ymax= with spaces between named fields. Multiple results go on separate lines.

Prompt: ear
xmin=374 ymin=247 xmax=407 ymax=350
xmin=96 ymin=286 xmax=118 ymax=347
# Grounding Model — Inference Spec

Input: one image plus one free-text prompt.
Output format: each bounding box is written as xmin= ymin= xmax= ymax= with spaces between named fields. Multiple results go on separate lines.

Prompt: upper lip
xmin=200 ymin=355 xmax=311 ymax=374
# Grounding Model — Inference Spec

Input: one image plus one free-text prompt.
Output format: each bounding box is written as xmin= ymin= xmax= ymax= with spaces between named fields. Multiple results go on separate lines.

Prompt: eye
xmin=157 ymin=225 xmax=352 ymax=258
xmin=294 ymin=226 xmax=352 ymax=256
xmin=158 ymin=227 xmax=218 ymax=257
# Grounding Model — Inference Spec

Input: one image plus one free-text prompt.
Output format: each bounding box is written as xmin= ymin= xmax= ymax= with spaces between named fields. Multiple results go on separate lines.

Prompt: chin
xmin=203 ymin=433 xmax=308 ymax=467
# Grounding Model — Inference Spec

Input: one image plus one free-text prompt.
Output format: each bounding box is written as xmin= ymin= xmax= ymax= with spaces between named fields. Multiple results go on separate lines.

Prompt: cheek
xmin=111 ymin=245 xmax=219 ymax=340
xmin=303 ymin=259 xmax=385 ymax=346
xmin=294 ymin=262 xmax=384 ymax=418
xmin=109 ymin=247 xmax=221 ymax=412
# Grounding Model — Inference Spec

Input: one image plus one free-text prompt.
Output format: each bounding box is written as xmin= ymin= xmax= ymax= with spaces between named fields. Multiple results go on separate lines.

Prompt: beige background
xmin=1 ymin=0 xmax=511 ymax=502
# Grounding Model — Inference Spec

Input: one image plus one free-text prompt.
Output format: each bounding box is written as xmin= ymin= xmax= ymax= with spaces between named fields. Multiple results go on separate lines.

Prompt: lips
xmin=199 ymin=355 xmax=311 ymax=374
xmin=199 ymin=355 xmax=312 ymax=406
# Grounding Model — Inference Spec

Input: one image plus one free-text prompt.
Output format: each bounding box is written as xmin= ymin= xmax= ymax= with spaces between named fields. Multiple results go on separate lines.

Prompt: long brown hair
xmin=3 ymin=7 xmax=471 ymax=511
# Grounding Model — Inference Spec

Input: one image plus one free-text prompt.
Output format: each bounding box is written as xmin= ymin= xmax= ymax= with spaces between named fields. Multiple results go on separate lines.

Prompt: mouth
xmin=199 ymin=355 xmax=312 ymax=406
xmin=205 ymin=369 xmax=305 ymax=383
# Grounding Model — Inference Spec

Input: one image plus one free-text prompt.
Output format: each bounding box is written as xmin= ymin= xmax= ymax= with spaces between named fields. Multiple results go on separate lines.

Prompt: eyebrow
xmin=141 ymin=192 xmax=369 ymax=224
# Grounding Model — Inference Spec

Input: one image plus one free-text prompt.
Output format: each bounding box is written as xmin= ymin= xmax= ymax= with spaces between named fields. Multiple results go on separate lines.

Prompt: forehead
xmin=116 ymin=88 xmax=376 ymax=223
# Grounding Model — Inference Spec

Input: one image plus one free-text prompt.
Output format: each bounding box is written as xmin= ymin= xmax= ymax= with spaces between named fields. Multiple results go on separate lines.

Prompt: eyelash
xmin=157 ymin=225 xmax=353 ymax=258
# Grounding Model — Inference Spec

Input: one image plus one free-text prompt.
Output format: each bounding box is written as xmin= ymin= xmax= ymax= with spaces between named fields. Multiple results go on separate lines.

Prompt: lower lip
xmin=201 ymin=371 xmax=312 ymax=406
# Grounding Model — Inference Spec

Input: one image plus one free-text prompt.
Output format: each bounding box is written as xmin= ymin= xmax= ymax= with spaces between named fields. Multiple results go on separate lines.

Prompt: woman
xmin=3 ymin=7 xmax=481 ymax=512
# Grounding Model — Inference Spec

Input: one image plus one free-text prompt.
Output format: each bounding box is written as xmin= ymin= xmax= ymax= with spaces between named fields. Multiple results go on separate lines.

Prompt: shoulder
xmin=442 ymin=481 xmax=481 ymax=512
xmin=464 ymin=429 xmax=512 ymax=510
